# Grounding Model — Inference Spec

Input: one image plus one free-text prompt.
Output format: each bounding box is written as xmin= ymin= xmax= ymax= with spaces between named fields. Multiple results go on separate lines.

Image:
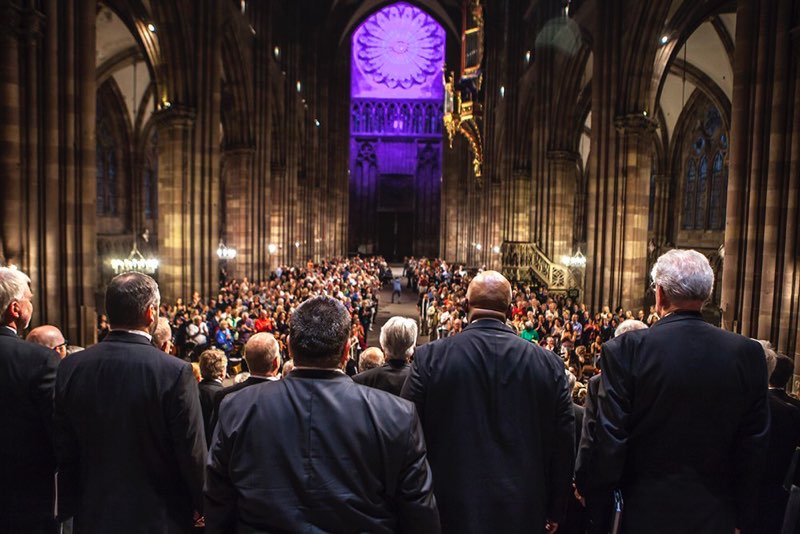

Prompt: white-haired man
xmin=0 ymin=267 xmax=60 ymax=532
xmin=587 ymin=249 xmax=768 ymax=533
xmin=353 ymin=316 xmax=417 ymax=396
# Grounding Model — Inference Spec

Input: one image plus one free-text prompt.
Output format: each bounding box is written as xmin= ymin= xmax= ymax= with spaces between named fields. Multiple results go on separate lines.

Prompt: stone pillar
xmin=722 ymin=0 xmax=800 ymax=381
xmin=546 ymin=150 xmax=581 ymax=261
xmin=650 ymin=173 xmax=671 ymax=249
xmin=586 ymin=113 xmax=655 ymax=312
xmin=222 ymin=146 xmax=255 ymax=278
xmin=155 ymin=106 xmax=196 ymax=302
xmin=0 ymin=1 xmax=22 ymax=264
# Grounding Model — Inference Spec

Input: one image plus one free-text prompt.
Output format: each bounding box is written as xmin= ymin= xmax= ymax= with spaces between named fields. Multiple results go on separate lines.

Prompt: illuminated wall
xmin=349 ymin=2 xmax=445 ymax=259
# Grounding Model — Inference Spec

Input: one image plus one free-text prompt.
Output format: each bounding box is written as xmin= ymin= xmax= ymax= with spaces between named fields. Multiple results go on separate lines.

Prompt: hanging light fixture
xmin=110 ymin=235 xmax=159 ymax=275
xmin=216 ymin=241 xmax=237 ymax=260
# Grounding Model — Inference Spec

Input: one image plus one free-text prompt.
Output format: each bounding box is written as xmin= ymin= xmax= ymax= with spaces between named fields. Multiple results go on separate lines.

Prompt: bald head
xmin=153 ymin=317 xmax=173 ymax=353
xmin=27 ymin=325 xmax=66 ymax=359
xmin=466 ymin=271 xmax=512 ymax=319
xmin=245 ymin=332 xmax=281 ymax=376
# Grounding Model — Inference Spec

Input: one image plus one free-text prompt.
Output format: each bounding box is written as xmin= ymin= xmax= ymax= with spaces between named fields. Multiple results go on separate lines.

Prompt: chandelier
xmin=561 ymin=250 xmax=587 ymax=268
xmin=216 ymin=242 xmax=237 ymax=260
xmin=443 ymin=0 xmax=484 ymax=179
xmin=110 ymin=238 xmax=159 ymax=275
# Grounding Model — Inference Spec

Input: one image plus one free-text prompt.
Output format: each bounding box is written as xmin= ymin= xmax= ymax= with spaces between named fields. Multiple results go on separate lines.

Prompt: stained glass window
xmin=96 ymin=113 xmax=117 ymax=216
xmin=709 ymin=152 xmax=725 ymax=230
xmin=681 ymin=102 xmax=729 ymax=231
xmin=683 ymin=159 xmax=696 ymax=229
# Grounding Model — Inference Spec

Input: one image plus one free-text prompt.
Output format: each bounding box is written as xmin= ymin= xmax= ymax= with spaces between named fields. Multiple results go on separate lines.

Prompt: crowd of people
xmin=2 ymin=248 xmax=799 ymax=533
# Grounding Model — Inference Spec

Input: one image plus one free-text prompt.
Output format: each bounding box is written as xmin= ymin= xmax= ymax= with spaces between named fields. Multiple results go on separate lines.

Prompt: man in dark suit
xmin=209 ymin=332 xmax=281 ymax=431
xmin=770 ymin=353 xmax=800 ymax=410
xmin=754 ymin=349 xmax=800 ymax=533
xmin=0 ymin=267 xmax=60 ymax=533
xmin=354 ymin=315 xmax=416 ymax=396
xmin=54 ymin=272 xmax=207 ymax=533
xmin=198 ymin=348 xmax=226 ymax=445
xmin=401 ymin=270 xmax=575 ymax=533
xmin=205 ymin=296 xmax=439 ymax=533
xmin=587 ymin=249 xmax=769 ymax=533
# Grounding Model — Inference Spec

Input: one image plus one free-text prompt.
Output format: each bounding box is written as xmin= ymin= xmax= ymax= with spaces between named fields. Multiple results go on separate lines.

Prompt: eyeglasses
xmin=55 ymin=340 xmax=68 ymax=350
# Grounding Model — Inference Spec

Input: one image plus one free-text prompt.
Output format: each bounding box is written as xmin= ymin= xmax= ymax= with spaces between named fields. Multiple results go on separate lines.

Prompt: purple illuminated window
xmin=351 ymin=2 xmax=445 ymax=100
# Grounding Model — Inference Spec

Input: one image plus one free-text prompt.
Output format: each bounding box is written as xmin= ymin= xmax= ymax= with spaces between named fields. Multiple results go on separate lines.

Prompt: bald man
xmin=27 ymin=325 xmax=68 ymax=360
xmin=402 ymin=270 xmax=575 ymax=533
xmin=209 ymin=333 xmax=281 ymax=432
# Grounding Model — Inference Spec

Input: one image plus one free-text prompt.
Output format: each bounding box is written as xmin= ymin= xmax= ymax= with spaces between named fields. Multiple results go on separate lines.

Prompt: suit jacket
xmin=205 ymin=368 xmax=440 ymax=533
xmin=208 ymin=376 xmax=273 ymax=431
xmin=753 ymin=391 xmax=800 ymax=533
xmin=199 ymin=379 xmax=223 ymax=445
xmin=401 ymin=318 xmax=575 ymax=533
xmin=0 ymin=327 xmax=59 ymax=532
xmin=588 ymin=311 xmax=769 ymax=533
xmin=352 ymin=359 xmax=411 ymax=396
xmin=54 ymin=331 xmax=207 ymax=533
xmin=771 ymin=388 xmax=800 ymax=411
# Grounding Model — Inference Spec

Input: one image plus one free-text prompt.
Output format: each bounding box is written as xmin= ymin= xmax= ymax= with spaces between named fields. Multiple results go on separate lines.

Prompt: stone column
xmin=650 ymin=173 xmax=671 ymax=249
xmin=546 ymin=150 xmax=581 ymax=261
xmin=155 ymin=106 xmax=196 ymax=302
xmin=0 ymin=1 xmax=21 ymax=264
xmin=722 ymin=0 xmax=800 ymax=379
xmin=222 ymin=146 xmax=255 ymax=278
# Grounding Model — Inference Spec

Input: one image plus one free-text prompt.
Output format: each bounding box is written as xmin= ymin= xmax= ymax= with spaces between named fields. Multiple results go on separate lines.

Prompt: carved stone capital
xmin=0 ymin=2 xmax=22 ymax=36
xmin=20 ymin=7 xmax=44 ymax=39
xmin=546 ymin=150 xmax=581 ymax=162
xmin=614 ymin=114 xmax=658 ymax=135
xmin=153 ymin=105 xmax=197 ymax=130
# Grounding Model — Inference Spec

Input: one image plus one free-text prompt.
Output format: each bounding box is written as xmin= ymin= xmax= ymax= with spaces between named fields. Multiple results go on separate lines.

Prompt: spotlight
xmin=147 ymin=23 xmax=156 ymax=33
xmin=660 ymin=34 xmax=669 ymax=45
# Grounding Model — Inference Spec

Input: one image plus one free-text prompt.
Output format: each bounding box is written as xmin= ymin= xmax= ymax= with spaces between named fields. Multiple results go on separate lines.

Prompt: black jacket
xmin=401 ymin=318 xmax=575 ymax=533
xmin=205 ymin=368 xmax=440 ymax=533
xmin=0 ymin=327 xmax=59 ymax=532
xmin=198 ymin=379 xmax=223 ymax=444
xmin=208 ymin=375 xmax=273 ymax=432
xmin=588 ymin=311 xmax=769 ymax=533
xmin=54 ymin=331 xmax=207 ymax=533
xmin=352 ymin=359 xmax=411 ymax=396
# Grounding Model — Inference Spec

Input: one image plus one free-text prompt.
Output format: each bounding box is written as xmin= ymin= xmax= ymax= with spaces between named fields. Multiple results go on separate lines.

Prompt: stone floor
xmin=366 ymin=265 xmax=430 ymax=348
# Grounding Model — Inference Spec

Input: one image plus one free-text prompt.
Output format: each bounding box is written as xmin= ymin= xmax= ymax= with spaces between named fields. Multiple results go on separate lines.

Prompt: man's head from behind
xmin=289 ymin=296 xmax=351 ymax=369
xmin=770 ymin=353 xmax=794 ymax=389
xmin=27 ymin=325 xmax=67 ymax=359
xmin=651 ymin=249 xmax=713 ymax=316
xmin=153 ymin=317 xmax=173 ymax=354
xmin=0 ymin=267 xmax=33 ymax=331
xmin=105 ymin=272 xmax=160 ymax=334
xmin=465 ymin=270 xmax=512 ymax=322
xmin=380 ymin=316 xmax=418 ymax=362
xmin=614 ymin=319 xmax=648 ymax=338
xmin=244 ymin=333 xmax=281 ymax=377
xmin=359 ymin=347 xmax=385 ymax=372
xmin=199 ymin=348 xmax=227 ymax=381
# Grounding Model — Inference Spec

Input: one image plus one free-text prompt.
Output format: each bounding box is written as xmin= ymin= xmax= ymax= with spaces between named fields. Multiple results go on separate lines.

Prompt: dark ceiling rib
xmin=97 ymin=45 xmax=144 ymax=85
xmin=710 ymin=15 xmax=735 ymax=68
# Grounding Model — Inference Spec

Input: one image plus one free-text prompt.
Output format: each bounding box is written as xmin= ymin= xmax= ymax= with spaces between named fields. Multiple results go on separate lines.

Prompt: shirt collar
xmin=3 ymin=325 xmax=17 ymax=335
xmin=110 ymin=328 xmax=152 ymax=342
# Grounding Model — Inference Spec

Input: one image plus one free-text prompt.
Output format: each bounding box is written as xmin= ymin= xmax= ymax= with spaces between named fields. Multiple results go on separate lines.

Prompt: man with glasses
xmin=27 ymin=325 xmax=69 ymax=360
xmin=0 ymin=267 xmax=60 ymax=533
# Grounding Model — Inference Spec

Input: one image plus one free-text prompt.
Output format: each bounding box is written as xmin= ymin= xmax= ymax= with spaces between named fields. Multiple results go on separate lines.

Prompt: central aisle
xmin=366 ymin=265 xmax=430 ymax=349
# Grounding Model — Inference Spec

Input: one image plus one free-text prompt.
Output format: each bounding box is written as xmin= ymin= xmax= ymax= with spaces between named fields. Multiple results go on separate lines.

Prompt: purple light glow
xmin=351 ymin=3 xmax=445 ymax=99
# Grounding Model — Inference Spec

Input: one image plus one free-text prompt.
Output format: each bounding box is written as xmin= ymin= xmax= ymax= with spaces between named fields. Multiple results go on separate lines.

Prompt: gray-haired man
xmin=354 ymin=316 xmax=417 ymax=396
xmin=0 ymin=267 xmax=60 ymax=533
xmin=587 ymin=249 xmax=768 ymax=533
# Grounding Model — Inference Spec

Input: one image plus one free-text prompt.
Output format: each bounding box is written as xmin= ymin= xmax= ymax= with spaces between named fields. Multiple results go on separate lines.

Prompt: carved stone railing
xmin=500 ymin=241 xmax=572 ymax=292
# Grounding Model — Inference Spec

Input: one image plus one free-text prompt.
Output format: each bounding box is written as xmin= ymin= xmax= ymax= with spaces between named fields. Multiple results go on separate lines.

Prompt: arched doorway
xmin=348 ymin=2 xmax=445 ymax=261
